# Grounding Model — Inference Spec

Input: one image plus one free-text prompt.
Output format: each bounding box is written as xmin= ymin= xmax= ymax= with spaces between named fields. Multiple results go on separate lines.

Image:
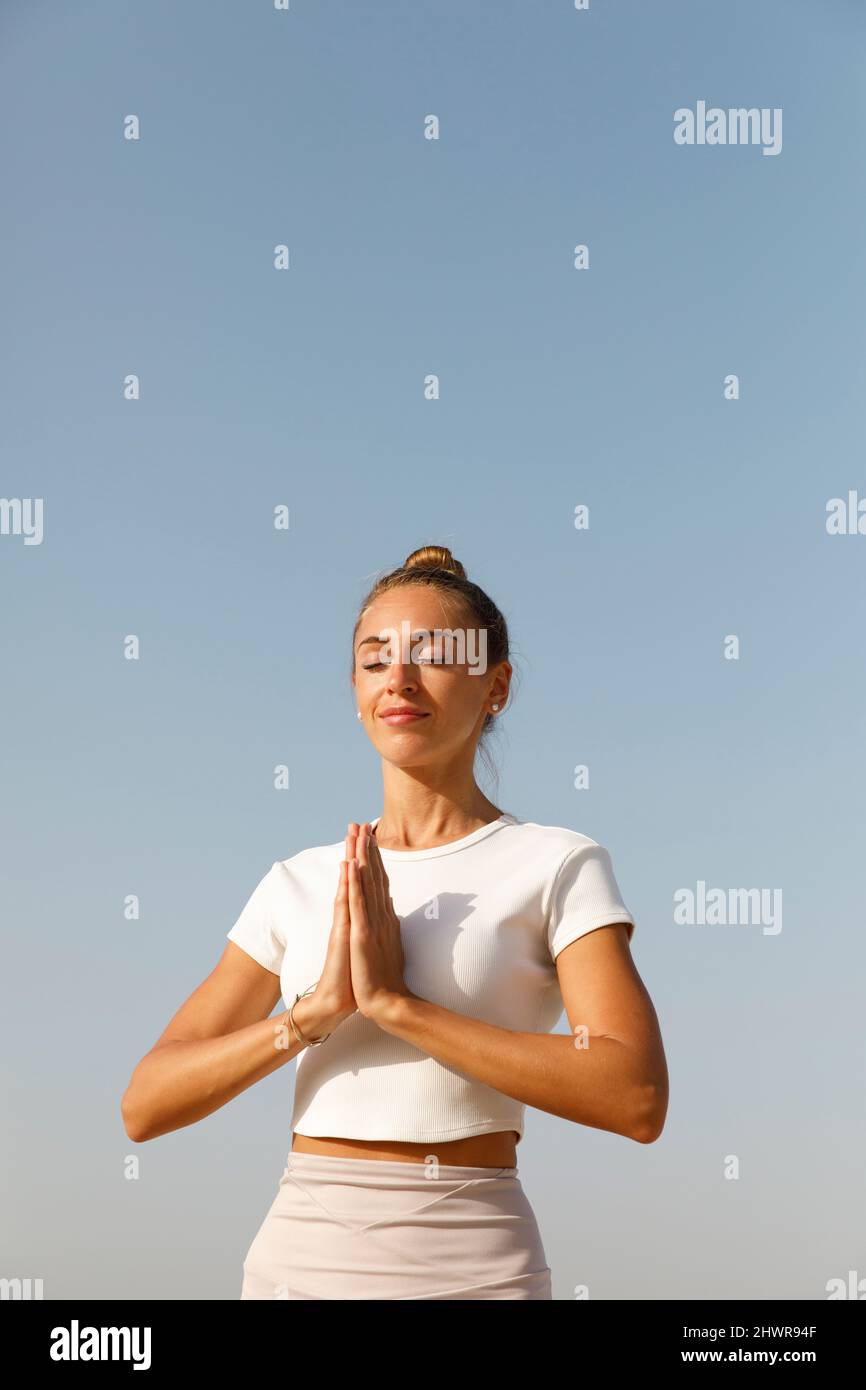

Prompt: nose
xmin=382 ymin=655 xmax=421 ymax=691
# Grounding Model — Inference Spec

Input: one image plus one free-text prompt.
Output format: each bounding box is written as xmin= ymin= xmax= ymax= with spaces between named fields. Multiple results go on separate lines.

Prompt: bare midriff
xmin=291 ymin=1129 xmax=520 ymax=1168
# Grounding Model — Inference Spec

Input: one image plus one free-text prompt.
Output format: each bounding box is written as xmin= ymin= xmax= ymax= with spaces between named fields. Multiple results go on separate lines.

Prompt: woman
xmin=121 ymin=544 xmax=669 ymax=1300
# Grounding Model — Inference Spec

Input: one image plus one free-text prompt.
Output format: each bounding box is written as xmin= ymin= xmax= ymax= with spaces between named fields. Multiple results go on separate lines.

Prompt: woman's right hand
xmin=300 ymin=827 xmax=361 ymax=1036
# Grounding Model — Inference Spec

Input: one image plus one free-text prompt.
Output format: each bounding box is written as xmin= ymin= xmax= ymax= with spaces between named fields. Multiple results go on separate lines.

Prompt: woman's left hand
xmin=347 ymin=822 xmax=412 ymax=1020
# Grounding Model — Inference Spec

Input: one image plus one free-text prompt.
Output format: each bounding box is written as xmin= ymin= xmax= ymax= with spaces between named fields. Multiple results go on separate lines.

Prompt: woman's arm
xmin=372 ymin=922 xmax=668 ymax=1144
xmin=120 ymin=943 xmax=335 ymax=1143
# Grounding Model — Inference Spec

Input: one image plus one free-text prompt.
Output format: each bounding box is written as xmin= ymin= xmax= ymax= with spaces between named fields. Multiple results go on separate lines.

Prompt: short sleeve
xmin=546 ymin=843 xmax=635 ymax=961
xmin=225 ymin=862 xmax=286 ymax=976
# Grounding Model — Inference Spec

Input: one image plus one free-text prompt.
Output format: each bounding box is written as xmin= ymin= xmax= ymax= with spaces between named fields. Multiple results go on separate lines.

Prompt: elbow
xmin=121 ymin=1084 xmax=152 ymax=1144
xmin=628 ymin=1082 xmax=668 ymax=1144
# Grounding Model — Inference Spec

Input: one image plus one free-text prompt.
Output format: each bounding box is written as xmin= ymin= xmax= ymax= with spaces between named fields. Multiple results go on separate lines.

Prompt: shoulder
xmin=512 ymin=822 xmax=635 ymax=953
xmin=505 ymin=817 xmax=604 ymax=867
xmin=238 ymin=840 xmax=345 ymax=924
xmin=272 ymin=835 xmax=347 ymax=883
xmin=504 ymin=819 xmax=628 ymax=910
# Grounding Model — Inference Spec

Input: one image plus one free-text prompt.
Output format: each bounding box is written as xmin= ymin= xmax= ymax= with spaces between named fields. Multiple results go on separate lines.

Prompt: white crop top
xmin=225 ymin=813 xmax=636 ymax=1145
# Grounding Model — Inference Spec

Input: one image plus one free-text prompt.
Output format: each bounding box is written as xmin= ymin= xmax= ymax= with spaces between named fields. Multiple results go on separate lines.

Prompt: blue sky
xmin=2 ymin=0 xmax=864 ymax=1300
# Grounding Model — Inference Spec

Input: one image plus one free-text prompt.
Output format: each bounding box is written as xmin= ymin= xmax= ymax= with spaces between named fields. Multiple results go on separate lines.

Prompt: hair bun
xmin=403 ymin=545 xmax=467 ymax=580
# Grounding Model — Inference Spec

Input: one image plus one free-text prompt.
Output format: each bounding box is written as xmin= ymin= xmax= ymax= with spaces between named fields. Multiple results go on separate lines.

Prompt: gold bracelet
xmin=288 ymin=984 xmax=331 ymax=1047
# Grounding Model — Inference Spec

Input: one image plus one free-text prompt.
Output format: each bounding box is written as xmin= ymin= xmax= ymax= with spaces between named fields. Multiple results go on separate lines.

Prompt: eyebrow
xmin=356 ymin=630 xmax=433 ymax=650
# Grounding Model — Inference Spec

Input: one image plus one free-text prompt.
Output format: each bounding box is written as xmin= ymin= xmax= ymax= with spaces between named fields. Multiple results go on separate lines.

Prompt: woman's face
xmin=351 ymin=586 xmax=509 ymax=768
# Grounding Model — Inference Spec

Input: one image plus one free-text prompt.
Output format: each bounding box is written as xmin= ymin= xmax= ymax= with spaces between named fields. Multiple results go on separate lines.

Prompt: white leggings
xmin=238 ymin=1149 xmax=553 ymax=1300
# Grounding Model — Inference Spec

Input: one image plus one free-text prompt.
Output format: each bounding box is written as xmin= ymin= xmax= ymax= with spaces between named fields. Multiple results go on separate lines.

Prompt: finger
xmin=354 ymin=824 xmax=377 ymax=919
xmin=359 ymin=823 xmax=387 ymax=920
xmin=334 ymin=858 xmax=350 ymax=926
xmin=366 ymin=829 xmax=389 ymax=917
xmin=346 ymin=824 xmax=361 ymax=892
xmin=368 ymin=828 xmax=388 ymax=883
xmin=347 ymin=857 xmax=368 ymax=929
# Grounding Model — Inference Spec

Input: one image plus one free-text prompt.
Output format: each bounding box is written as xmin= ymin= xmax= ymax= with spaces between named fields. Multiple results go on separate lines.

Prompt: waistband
xmin=285 ymin=1150 xmax=519 ymax=1184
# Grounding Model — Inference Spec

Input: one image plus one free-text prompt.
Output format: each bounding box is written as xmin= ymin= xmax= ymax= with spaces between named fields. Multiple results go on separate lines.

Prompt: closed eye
xmin=362 ymin=657 xmax=443 ymax=670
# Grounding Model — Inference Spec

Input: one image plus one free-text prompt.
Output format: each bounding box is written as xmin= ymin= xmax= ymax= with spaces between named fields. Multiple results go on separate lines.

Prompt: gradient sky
xmin=2 ymin=0 xmax=864 ymax=1301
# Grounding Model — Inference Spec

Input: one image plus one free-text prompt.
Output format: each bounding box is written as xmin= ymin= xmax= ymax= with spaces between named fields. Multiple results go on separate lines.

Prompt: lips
xmin=379 ymin=708 xmax=429 ymax=724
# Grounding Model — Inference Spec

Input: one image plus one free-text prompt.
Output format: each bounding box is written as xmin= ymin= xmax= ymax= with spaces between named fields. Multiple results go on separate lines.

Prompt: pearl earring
xmin=491 ymin=703 xmax=500 ymax=712
xmin=357 ymin=711 xmax=362 ymax=720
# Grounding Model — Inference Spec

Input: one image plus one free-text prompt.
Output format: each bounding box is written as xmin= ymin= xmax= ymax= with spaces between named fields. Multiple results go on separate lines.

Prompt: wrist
xmin=291 ymin=991 xmax=341 ymax=1043
xmin=371 ymin=989 xmax=418 ymax=1032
